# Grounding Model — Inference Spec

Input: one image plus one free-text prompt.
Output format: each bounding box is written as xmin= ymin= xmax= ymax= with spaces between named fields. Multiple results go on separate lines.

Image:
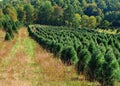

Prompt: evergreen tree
xmin=103 ymin=47 xmax=120 ymax=85
xmin=89 ymin=49 xmax=105 ymax=82
xmin=61 ymin=46 xmax=78 ymax=64
xmin=77 ymin=48 xmax=91 ymax=73
xmin=5 ymin=32 xmax=11 ymax=40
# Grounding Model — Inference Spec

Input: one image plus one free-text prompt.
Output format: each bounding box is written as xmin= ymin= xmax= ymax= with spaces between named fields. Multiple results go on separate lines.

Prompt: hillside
xmin=28 ymin=25 xmax=120 ymax=86
xmin=1 ymin=0 xmax=120 ymax=85
xmin=0 ymin=28 xmax=100 ymax=86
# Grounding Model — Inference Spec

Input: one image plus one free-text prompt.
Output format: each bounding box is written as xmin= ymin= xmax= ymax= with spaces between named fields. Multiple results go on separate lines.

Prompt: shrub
xmin=103 ymin=47 xmax=120 ymax=85
xmin=5 ymin=32 xmax=12 ymax=40
xmin=89 ymin=49 xmax=105 ymax=82
xmin=61 ymin=46 xmax=78 ymax=65
xmin=77 ymin=48 xmax=91 ymax=73
xmin=99 ymin=43 xmax=106 ymax=54
xmin=113 ymin=48 xmax=120 ymax=60
xmin=76 ymin=42 xmax=82 ymax=54
xmin=53 ymin=43 xmax=63 ymax=56
xmin=114 ymin=40 xmax=120 ymax=51
xmin=88 ymin=41 xmax=97 ymax=54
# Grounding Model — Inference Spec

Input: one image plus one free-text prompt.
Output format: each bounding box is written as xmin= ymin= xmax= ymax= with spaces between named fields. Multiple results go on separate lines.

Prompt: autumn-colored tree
xmin=3 ymin=4 xmax=17 ymax=22
xmin=53 ymin=5 xmax=63 ymax=17
xmin=72 ymin=13 xmax=81 ymax=28
xmin=81 ymin=15 xmax=89 ymax=28
xmin=89 ymin=16 xmax=96 ymax=28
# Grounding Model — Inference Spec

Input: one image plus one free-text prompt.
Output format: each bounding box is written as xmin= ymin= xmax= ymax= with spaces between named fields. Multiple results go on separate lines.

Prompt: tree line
xmin=0 ymin=0 xmax=120 ymax=29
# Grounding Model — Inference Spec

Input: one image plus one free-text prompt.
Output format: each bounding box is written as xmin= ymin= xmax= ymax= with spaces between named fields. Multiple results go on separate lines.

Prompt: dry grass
xmin=0 ymin=80 xmax=31 ymax=86
xmin=0 ymin=28 xmax=33 ymax=86
xmin=35 ymin=41 xmax=80 ymax=80
xmin=33 ymin=34 xmax=98 ymax=86
xmin=0 ymin=30 xmax=16 ymax=63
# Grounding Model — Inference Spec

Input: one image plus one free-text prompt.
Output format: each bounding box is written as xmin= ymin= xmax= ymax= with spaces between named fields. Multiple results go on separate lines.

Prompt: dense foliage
xmin=0 ymin=4 xmax=22 ymax=40
xmin=1 ymin=0 xmax=120 ymax=40
xmin=28 ymin=25 xmax=120 ymax=85
xmin=1 ymin=0 xmax=120 ymax=85
xmin=1 ymin=0 xmax=120 ymax=29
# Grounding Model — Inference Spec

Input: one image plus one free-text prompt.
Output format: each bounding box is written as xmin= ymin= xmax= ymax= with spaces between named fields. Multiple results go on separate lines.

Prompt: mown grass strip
xmin=23 ymin=38 xmax=36 ymax=59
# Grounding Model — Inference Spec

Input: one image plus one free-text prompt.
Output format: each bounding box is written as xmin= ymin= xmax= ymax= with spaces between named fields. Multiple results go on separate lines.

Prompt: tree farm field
xmin=28 ymin=25 xmax=120 ymax=86
xmin=0 ymin=27 xmax=102 ymax=86
xmin=1 ymin=0 xmax=120 ymax=86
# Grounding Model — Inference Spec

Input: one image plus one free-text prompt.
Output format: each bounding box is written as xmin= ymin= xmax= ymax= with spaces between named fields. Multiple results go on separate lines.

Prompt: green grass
xmin=23 ymin=38 xmax=36 ymax=59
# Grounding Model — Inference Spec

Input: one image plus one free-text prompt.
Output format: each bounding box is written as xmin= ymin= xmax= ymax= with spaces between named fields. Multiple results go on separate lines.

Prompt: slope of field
xmin=0 ymin=28 xmax=99 ymax=86
xmin=28 ymin=25 xmax=120 ymax=86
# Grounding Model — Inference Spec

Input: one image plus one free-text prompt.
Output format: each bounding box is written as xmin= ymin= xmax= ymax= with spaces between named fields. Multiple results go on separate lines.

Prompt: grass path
xmin=0 ymin=28 xmax=99 ymax=86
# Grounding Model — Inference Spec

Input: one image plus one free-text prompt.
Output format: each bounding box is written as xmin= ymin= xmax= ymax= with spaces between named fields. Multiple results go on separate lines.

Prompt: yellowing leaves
xmin=4 ymin=5 xmax=17 ymax=22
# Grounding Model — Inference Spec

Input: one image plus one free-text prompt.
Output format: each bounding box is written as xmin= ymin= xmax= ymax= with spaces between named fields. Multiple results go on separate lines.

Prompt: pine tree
xmin=61 ymin=46 xmax=78 ymax=64
xmin=103 ymin=47 xmax=120 ymax=85
xmin=77 ymin=48 xmax=91 ymax=73
xmin=89 ymin=49 xmax=105 ymax=82
xmin=5 ymin=32 xmax=11 ymax=40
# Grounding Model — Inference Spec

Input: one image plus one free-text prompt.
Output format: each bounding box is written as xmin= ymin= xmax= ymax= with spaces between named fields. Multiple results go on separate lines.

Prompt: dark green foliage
xmin=99 ymin=43 xmax=106 ymax=55
xmin=114 ymin=40 xmax=120 ymax=51
xmin=61 ymin=46 xmax=78 ymax=64
xmin=28 ymin=25 xmax=120 ymax=85
xmin=5 ymin=32 xmax=11 ymax=40
xmin=12 ymin=22 xmax=18 ymax=33
xmin=74 ymin=40 xmax=82 ymax=51
xmin=24 ymin=4 xmax=34 ymax=23
xmin=77 ymin=48 xmax=91 ymax=73
xmin=103 ymin=47 xmax=120 ymax=85
xmin=1 ymin=18 xmax=21 ymax=40
xmin=0 ymin=20 xmax=3 ymax=28
xmin=37 ymin=1 xmax=53 ymax=24
xmin=88 ymin=41 xmax=97 ymax=54
xmin=76 ymin=42 xmax=82 ymax=53
xmin=113 ymin=48 xmax=120 ymax=60
xmin=2 ymin=0 xmax=120 ymax=29
xmin=1 ymin=0 xmax=120 ymax=85
xmin=89 ymin=49 xmax=105 ymax=82
xmin=53 ymin=43 xmax=63 ymax=56
xmin=99 ymin=20 xmax=111 ymax=29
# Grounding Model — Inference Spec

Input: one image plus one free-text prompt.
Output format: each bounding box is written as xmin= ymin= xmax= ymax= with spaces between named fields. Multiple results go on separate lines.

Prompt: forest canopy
xmin=0 ymin=0 xmax=120 ymax=29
